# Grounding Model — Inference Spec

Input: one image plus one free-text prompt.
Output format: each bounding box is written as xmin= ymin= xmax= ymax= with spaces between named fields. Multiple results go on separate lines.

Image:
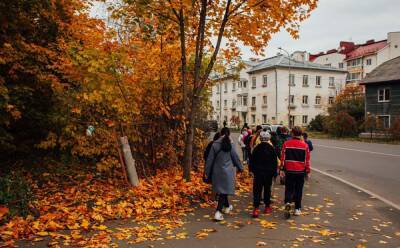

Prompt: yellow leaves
xmin=195 ymin=228 xmax=217 ymax=239
xmin=259 ymin=220 xmax=277 ymax=229
xmin=356 ymin=245 xmax=366 ymax=248
xmin=256 ymin=241 xmax=267 ymax=246
xmin=36 ymin=231 xmax=49 ymax=237
xmin=319 ymin=229 xmax=336 ymax=236
xmin=81 ymin=219 xmax=90 ymax=229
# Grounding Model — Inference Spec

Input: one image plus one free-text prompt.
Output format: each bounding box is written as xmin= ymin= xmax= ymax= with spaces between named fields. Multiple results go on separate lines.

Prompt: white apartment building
xmin=309 ymin=31 xmax=400 ymax=84
xmin=210 ymin=55 xmax=347 ymax=128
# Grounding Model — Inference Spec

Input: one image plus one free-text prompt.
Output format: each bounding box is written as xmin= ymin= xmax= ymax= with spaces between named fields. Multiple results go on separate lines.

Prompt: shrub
xmin=390 ymin=117 xmax=400 ymax=140
xmin=308 ymin=114 xmax=326 ymax=132
xmin=325 ymin=111 xmax=357 ymax=137
xmin=0 ymin=173 xmax=33 ymax=218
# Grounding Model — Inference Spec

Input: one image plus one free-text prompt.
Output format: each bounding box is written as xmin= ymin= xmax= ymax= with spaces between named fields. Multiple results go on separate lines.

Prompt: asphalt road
xmin=312 ymin=138 xmax=400 ymax=209
xmin=231 ymin=133 xmax=400 ymax=209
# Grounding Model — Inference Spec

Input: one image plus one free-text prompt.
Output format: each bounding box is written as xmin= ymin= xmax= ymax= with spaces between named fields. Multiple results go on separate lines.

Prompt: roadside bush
xmin=308 ymin=114 xmax=326 ymax=132
xmin=0 ymin=173 xmax=33 ymax=218
xmin=390 ymin=117 xmax=400 ymax=140
xmin=325 ymin=111 xmax=357 ymax=137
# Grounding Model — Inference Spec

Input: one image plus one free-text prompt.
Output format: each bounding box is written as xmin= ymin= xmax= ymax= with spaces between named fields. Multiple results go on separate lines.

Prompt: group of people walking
xmin=204 ymin=124 xmax=312 ymax=221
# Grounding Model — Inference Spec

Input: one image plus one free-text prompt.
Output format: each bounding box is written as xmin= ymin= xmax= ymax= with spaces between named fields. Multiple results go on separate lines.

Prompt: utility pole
xmin=279 ymin=47 xmax=292 ymax=128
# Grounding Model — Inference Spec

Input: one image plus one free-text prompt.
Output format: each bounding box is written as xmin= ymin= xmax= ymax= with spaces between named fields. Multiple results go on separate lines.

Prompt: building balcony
xmin=250 ymin=106 xmax=257 ymax=111
xmin=236 ymin=106 xmax=248 ymax=112
xmin=289 ymin=105 xmax=296 ymax=110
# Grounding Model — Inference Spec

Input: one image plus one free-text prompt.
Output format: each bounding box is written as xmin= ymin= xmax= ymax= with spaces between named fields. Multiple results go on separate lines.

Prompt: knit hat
xmin=259 ymin=131 xmax=271 ymax=142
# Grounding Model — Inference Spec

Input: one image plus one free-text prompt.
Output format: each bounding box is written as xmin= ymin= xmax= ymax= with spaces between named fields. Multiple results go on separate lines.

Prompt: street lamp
xmin=278 ymin=47 xmax=292 ymax=128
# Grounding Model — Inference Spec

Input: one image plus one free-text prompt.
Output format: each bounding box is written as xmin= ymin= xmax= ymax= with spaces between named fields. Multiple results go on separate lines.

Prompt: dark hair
xmin=213 ymin=132 xmax=221 ymax=141
xmin=276 ymin=126 xmax=282 ymax=135
xmin=220 ymin=127 xmax=232 ymax=152
xmin=256 ymin=125 xmax=262 ymax=132
xmin=291 ymin=126 xmax=303 ymax=137
xmin=302 ymin=132 xmax=308 ymax=139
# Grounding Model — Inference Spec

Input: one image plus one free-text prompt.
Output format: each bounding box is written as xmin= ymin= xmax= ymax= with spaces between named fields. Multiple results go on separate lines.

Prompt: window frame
xmin=252 ymin=77 xmax=257 ymax=88
xmin=302 ymin=75 xmax=309 ymax=86
xmin=315 ymin=95 xmax=321 ymax=105
xmin=316 ymin=76 xmax=322 ymax=86
xmin=262 ymin=75 xmax=268 ymax=87
xmin=302 ymin=115 xmax=308 ymax=124
xmin=378 ymin=88 xmax=391 ymax=102
xmin=302 ymin=95 xmax=309 ymax=105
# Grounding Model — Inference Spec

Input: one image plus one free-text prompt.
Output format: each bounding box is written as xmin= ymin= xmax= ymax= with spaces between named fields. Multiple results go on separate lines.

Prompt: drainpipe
xmin=275 ymin=68 xmax=278 ymax=123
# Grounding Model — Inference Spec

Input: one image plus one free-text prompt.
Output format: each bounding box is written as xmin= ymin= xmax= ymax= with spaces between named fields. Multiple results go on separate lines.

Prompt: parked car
xmin=261 ymin=124 xmax=272 ymax=132
xmin=270 ymin=124 xmax=283 ymax=132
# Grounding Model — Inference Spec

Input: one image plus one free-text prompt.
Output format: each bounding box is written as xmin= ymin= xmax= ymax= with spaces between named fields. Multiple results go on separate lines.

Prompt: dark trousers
xmin=284 ymin=173 xmax=305 ymax=209
xmin=242 ymin=147 xmax=248 ymax=161
xmin=253 ymin=173 xmax=274 ymax=208
xmin=216 ymin=194 xmax=229 ymax=211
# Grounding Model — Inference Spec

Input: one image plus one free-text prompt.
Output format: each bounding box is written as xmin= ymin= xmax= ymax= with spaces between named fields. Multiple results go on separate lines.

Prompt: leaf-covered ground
xmin=2 ymin=169 xmax=400 ymax=247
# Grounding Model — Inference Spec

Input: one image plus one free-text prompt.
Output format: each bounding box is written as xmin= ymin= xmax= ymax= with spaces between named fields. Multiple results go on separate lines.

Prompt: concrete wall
xmin=313 ymin=53 xmax=346 ymax=69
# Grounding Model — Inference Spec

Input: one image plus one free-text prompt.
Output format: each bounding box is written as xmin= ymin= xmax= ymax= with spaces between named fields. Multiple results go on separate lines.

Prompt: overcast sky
xmin=242 ymin=0 xmax=400 ymax=59
xmin=91 ymin=0 xmax=400 ymax=60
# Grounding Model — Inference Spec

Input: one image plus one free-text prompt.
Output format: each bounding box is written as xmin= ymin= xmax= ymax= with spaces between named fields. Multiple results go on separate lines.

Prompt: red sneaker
xmin=264 ymin=206 xmax=272 ymax=214
xmin=252 ymin=208 xmax=260 ymax=218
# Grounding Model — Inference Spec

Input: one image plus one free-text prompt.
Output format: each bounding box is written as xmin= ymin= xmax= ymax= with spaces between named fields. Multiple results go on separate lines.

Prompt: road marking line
xmin=315 ymin=144 xmax=400 ymax=157
xmin=313 ymin=168 xmax=400 ymax=211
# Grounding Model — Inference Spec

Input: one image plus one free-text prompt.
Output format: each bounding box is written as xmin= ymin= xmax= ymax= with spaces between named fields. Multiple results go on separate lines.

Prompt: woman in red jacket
xmin=280 ymin=126 xmax=311 ymax=218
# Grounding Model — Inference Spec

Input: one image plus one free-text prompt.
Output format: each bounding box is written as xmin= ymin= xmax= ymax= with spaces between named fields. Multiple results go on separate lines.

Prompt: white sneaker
xmin=294 ymin=209 xmax=302 ymax=216
xmin=222 ymin=205 xmax=233 ymax=214
xmin=214 ymin=211 xmax=224 ymax=221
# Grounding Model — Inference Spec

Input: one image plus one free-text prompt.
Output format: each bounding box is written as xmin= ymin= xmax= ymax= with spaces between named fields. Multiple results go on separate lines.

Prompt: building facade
xmin=210 ymin=55 xmax=347 ymax=128
xmin=360 ymin=56 xmax=400 ymax=128
xmin=309 ymin=31 xmax=400 ymax=85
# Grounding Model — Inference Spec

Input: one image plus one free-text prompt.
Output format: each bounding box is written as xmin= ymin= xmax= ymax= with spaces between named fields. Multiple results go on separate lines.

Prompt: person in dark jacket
xmin=280 ymin=126 xmax=311 ymax=218
xmin=205 ymin=127 xmax=243 ymax=221
xmin=302 ymin=132 xmax=313 ymax=152
xmin=204 ymin=132 xmax=221 ymax=162
xmin=249 ymin=131 xmax=278 ymax=218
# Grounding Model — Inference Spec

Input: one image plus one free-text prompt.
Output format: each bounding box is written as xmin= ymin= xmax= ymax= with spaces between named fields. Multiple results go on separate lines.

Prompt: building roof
xmin=247 ymin=55 xmax=346 ymax=73
xmin=345 ymin=40 xmax=387 ymax=60
xmin=361 ymin=56 xmax=400 ymax=84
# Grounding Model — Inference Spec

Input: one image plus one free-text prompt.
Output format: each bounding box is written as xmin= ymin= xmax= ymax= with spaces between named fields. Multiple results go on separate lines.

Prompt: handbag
xmin=203 ymin=148 xmax=221 ymax=184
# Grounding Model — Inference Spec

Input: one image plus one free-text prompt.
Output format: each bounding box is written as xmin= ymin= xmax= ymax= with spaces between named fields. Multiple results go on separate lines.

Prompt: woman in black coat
xmin=249 ymin=131 xmax=278 ymax=218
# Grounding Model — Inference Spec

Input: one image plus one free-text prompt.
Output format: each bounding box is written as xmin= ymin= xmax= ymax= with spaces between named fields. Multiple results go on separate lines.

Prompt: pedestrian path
xmin=126 ymin=172 xmax=400 ymax=247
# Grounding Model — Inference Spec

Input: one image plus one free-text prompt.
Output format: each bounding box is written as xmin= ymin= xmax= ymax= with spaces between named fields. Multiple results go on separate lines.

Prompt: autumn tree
xmin=116 ymin=0 xmax=318 ymax=180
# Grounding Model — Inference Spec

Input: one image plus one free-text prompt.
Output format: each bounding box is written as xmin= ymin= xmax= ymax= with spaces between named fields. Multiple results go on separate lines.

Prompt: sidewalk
xmin=18 ymin=171 xmax=400 ymax=247
xmin=123 ymin=172 xmax=400 ymax=247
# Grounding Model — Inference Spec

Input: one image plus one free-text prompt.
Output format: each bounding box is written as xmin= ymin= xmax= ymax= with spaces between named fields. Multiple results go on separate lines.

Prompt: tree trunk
xmin=182 ymin=96 xmax=198 ymax=181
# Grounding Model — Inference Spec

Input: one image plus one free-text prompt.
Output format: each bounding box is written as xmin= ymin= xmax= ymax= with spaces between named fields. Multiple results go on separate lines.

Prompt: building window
xmin=251 ymin=114 xmax=256 ymax=124
xmin=262 ymin=114 xmax=267 ymax=124
xmin=366 ymin=59 xmax=372 ymax=65
xmin=315 ymin=96 xmax=321 ymax=105
xmin=216 ymin=100 xmax=220 ymax=108
xmin=251 ymin=96 xmax=256 ymax=106
xmin=216 ymin=85 xmax=220 ymax=94
xmin=232 ymin=99 xmax=236 ymax=107
xmin=377 ymin=115 xmax=390 ymax=129
xmin=316 ymin=76 xmax=321 ymax=87
xmin=238 ymin=81 xmax=242 ymax=88
xmin=224 ymin=115 xmax=228 ymax=122
xmin=224 ymin=99 xmax=227 ymax=107
xmin=289 ymin=74 xmax=295 ymax=86
xmin=263 ymin=96 xmax=267 ymax=105
xmin=329 ymin=77 xmax=335 ymax=87
xmin=347 ymin=72 xmax=362 ymax=82
xmin=302 ymin=95 xmax=308 ymax=105
xmin=224 ymin=82 xmax=228 ymax=92
xmin=339 ymin=62 xmax=344 ymax=69
xmin=262 ymin=75 xmax=268 ymax=87
xmin=378 ymin=88 xmax=390 ymax=102
xmin=243 ymin=80 xmax=247 ymax=88
xmin=302 ymin=115 xmax=308 ymax=124
xmin=243 ymin=95 xmax=248 ymax=106
xmin=329 ymin=96 xmax=334 ymax=104
xmin=289 ymin=95 xmax=295 ymax=104
xmin=232 ymin=82 xmax=236 ymax=91
xmin=303 ymin=75 xmax=309 ymax=86
xmin=252 ymin=77 xmax=256 ymax=88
